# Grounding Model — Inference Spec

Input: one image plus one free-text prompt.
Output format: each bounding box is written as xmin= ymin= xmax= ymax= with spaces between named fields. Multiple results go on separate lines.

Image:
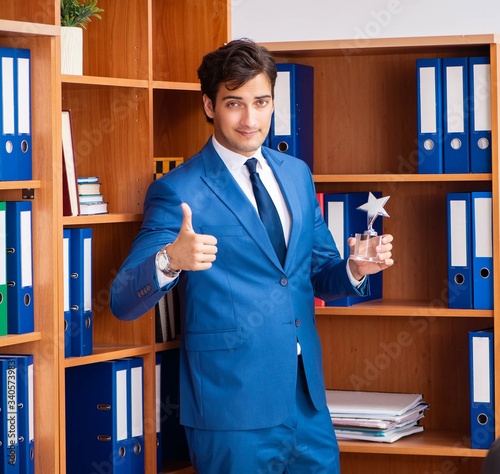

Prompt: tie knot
xmin=245 ymin=157 xmax=258 ymax=175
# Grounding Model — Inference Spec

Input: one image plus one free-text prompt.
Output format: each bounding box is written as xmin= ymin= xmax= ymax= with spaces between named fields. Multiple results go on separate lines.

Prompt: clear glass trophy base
xmin=349 ymin=232 xmax=384 ymax=263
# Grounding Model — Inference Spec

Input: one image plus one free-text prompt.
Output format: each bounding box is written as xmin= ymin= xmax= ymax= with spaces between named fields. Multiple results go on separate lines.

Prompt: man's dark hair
xmin=197 ymin=38 xmax=277 ymax=123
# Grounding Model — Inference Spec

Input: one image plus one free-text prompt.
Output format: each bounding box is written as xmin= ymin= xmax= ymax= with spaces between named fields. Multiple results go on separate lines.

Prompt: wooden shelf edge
xmin=63 ymin=213 xmax=143 ymax=225
xmin=0 ymin=180 xmax=41 ymax=190
xmin=339 ymin=429 xmax=487 ymax=458
xmin=64 ymin=344 xmax=151 ymax=368
xmin=62 ymin=74 xmax=149 ymax=88
xmin=313 ymin=174 xmax=492 ymax=183
xmin=316 ymin=299 xmax=493 ymax=318
xmin=156 ymin=339 xmax=181 ymax=351
xmin=152 ymin=80 xmax=201 ymax=92
xmin=0 ymin=331 xmax=41 ymax=348
xmin=0 ymin=19 xmax=60 ymax=37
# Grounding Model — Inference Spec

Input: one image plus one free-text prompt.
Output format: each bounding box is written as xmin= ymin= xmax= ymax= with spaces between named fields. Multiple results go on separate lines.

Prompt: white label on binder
xmin=474 ymin=197 xmax=492 ymax=258
xmin=450 ymin=200 xmax=467 ymax=267
xmin=0 ymin=209 xmax=5 ymax=285
xmin=63 ymin=236 xmax=70 ymax=311
xmin=83 ymin=237 xmax=92 ymax=311
xmin=131 ymin=365 xmax=143 ymax=437
xmin=28 ymin=362 xmax=34 ymax=441
xmin=472 ymin=336 xmax=491 ymax=403
xmin=328 ymin=201 xmax=345 ymax=259
xmin=419 ymin=67 xmax=437 ymax=134
xmin=473 ymin=64 xmax=491 ymax=132
xmin=17 ymin=57 xmax=30 ymax=134
xmin=274 ymin=71 xmax=291 ymax=136
xmin=116 ymin=369 xmax=128 ymax=441
xmin=20 ymin=209 xmax=32 ymax=288
xmin=2 ymin=57 xmax=15 ymax=135
xmin=446 ymin=66 xmax=465 ymax=133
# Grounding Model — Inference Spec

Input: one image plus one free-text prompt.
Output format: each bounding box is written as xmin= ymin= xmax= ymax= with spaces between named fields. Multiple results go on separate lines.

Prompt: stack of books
xmin=326 ymin=390 xmax=429 ymax=443
xmin=77 ymin=176 xmax=108 ymax=215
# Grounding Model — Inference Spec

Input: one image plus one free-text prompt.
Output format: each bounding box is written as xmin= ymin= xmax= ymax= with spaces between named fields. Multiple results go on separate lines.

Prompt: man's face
xmin=202 ymin=73 xmax=274 ymax=157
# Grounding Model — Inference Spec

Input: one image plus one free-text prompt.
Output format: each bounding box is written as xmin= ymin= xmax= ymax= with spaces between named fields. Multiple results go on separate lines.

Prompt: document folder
xmin=66 ymin=360 xmax=129 ymax=473
xmin=443 ymin=57 xmax=470 ymax=173
xmin=0 ymin=356 xmax=19 ymax=473
xmin=125 ymin=358 xmax=145 ymax=473
xmin=0 ymin=201 xmax=7 ymax=335
xmin=0 ymin=354 xmax=34 ymax=474
xmin=0 ymin=48 xmax=17 ymax=181
xmin=469 ymin=57 xmax=491 ymax=173
xmin=63 ymin=229 xmax=71 ymax=357
xmin=156 ymin=353 xmax=162 ymax=472
xmin=324 ymin=192 xmax=382 ymax=306
xmin=6 ymin=201 xmax=34 ymax=334
xmin=447 ymin=193 xmax=473 ymax=309
xmin=470 ymin=192 xmax=493 ymax=310
xmin=269 ymin=63 xmax=314 ymax=171
xmin=69 ymin=227 xmax=93 ymax=356
xmin=416 ymin=58 xmax=444 ymax=173
xmin=469 ymin=328 xmax=495 ymax=449
xmin=14 ymin=49 xmax=31 ymax=181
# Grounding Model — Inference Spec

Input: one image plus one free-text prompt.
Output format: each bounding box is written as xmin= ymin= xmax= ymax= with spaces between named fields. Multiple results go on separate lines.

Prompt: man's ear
xmin=202 ymin=94 xmax=215 ymax=119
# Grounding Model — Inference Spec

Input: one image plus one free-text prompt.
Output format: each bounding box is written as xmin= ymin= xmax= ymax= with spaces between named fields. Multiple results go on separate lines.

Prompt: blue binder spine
xmin=0 ymin=356 xmax=19 ymax=473
xmin=469 ymin=57 xmax=492 ymax=173
xmin=14 ymin=49 xmax=31 ymax=181
xmin=470 ymin=191 xmax=493 ymax=310
xmin=69 ymin=227 xmax=93 ymax=356
xmin=469 ymin=328 xmax=495 ymax=449
xmin=0 ymin=355 xmax=34 ymax=474
xmin=63 ymin=229 xmax=71 ymax=357
xmin=0 ymin=48 xmax=17 ymax=181
xmin=66 ymin=360 xmax=129 ymax=473
xmin=324 ymin=192 xmax=382 ymax=306
xmin=126 ymin=358 xmax=145 ymax=473
xmin=443 ymin=57 xmax=470 ymax=173
xmin=6 ymin=201 xmax=34 ymax=334
xmin=446 ymin=193 xmax=473 ymax=308
xmin=270 ymin=63 xmax=314 ymax=171
xmin=416 ymin=58 xmax=444 ymax=174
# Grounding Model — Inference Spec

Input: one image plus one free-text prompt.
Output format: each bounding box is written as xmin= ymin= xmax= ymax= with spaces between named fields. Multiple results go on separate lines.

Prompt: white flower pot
xmin=61 ymin=26 xmax=83 ymax=75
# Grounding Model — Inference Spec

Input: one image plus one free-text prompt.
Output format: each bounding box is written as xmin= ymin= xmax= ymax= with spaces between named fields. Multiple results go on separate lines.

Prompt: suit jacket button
xmin=295 ymin=319 xmax=302 ymax=327
xmin=146 ymin=284 xmax=151 ymax=292
xmin=280 ymin=277 xmax=288 ymax=286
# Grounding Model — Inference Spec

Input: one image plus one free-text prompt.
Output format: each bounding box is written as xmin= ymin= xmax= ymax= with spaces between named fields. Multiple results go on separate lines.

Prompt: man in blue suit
xmin=110 ymin=38 xmax=394 ymax=473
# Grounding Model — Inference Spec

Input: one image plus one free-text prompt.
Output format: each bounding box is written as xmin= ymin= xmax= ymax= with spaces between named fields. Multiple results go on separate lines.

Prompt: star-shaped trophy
xmin=349 ymin=192 xmax=390 ymax=263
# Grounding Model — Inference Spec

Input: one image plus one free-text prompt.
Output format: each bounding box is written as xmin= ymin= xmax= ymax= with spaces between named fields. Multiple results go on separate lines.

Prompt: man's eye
xmin=227 ymin=102 xmax=240 ymax=108
xmin=257 ymin=100 xmax=269 ymax=107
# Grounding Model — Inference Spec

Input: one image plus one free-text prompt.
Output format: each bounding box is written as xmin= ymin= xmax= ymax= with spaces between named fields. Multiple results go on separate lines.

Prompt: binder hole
xmin=97 ymin=435 xmax=112 ymax=442
xmin=454 ymin=273 xmax=465 ymax=285
xmin=277 ymin=141 xmax=289 ymax=152
xmin=7 ymin=281 xmax=15 ymax=287
xmin=423 ymin=139 xmax=434 ymax=151
xmin=478 ymin=137 xmax=490 ymax=150
xmin=5 ymin=141 xmax=13 ymax=154
xmin=64 ymin=320 xmax=68 ymax=331
xmin=0 ymin=294 xmax=2 ymax=304
xmin=21 ymin=140 xmax=29 ymax=153
xmin=18 ymin=436 xmax=24 ymax=442
xmin=119 ymin=446 xmax=126 ymax=458
xmin=133 ymin=443 xmax=142 ymax=455
xmin=451 ymin=138 xmax=462 ymax=150
xmin=6 ymin=248 xmax=15 ymax=254
xmin=85 ymin=317 xmax=91 ymax=329
xmin=97 ymin=404 xmax=111 ymax=410
xmin=477 ymin=413 xmax=489 ymax=425
xmin=24 ymin=294 xmax=31 ymax=306
xmin=30 ymin=447 xmax=34 ymax=460
xmin=70 ymin=272 xmax=79 ymax=279
xmin=70 ymin=305 xmax=79 ymax=311
xmin=18 ymin=402 xmax=23 ymax=409
xmin=480 ymin=267 xmax=490 ymax=279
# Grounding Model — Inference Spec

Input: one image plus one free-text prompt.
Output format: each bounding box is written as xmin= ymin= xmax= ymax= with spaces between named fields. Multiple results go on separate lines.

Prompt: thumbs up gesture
xmin=166 ymin=203 xmax=218 ymax=272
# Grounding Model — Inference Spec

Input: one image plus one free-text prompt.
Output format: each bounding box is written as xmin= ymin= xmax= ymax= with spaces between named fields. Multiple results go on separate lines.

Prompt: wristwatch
xmin=155 ymin=244 xmax=181 ymax=278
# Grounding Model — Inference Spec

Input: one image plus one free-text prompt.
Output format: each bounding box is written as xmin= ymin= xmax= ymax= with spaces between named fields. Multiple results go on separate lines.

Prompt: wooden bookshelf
xmin=262 ymin=34 xmax=499 ymax=474
xmin=0 ymin=1 xmax=230 ymax=473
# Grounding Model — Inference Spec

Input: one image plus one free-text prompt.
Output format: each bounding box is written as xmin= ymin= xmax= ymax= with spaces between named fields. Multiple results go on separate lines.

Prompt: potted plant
xmin=60 ymin=0 xmax=104 ymax=75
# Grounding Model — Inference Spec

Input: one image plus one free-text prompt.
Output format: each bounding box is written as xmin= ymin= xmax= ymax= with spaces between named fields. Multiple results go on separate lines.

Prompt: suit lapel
xmin=200 ymin=142 xmax=284 ymax=268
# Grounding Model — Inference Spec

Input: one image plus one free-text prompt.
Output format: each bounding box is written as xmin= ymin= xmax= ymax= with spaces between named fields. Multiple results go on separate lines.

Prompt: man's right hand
xmin=166 ymin=203 xmax=218 ymax=272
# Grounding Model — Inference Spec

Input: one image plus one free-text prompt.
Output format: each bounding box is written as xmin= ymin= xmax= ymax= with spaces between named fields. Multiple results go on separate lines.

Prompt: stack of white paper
xmin=326 ymin=390 xmax=429 ymax=443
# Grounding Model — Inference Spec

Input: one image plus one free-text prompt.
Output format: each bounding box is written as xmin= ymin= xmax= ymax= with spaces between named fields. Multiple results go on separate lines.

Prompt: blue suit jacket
xmin=110 ymin=139 xmax=367 ymax=430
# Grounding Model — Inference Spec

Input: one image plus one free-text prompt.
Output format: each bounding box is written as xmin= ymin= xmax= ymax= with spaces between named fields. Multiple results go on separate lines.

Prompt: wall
xmin=231 ymin=0 xmax=500 ymax=42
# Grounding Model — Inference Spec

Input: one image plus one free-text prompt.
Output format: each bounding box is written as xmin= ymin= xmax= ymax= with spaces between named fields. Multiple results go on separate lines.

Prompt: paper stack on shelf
xmin=326 ymin=390 xmax=429 ymax=443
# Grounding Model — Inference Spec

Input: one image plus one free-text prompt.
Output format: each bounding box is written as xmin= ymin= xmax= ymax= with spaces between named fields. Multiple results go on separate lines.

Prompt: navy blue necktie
xmin=245 ymin=158 xmax=286 ymax=266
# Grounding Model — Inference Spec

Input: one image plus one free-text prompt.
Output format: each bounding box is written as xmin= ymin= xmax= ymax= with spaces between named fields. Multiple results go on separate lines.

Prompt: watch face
xmin=157 ymin=252 xmax=168 ymax=271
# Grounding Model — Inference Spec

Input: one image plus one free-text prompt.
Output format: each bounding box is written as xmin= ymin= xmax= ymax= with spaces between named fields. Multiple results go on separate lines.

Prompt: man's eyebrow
xmin=220 ymin=94 xmax=272 ymax=101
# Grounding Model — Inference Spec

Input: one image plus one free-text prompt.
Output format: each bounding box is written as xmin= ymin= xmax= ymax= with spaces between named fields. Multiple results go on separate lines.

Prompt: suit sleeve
xmin=110 ymin=178 xmax=183 ymax=320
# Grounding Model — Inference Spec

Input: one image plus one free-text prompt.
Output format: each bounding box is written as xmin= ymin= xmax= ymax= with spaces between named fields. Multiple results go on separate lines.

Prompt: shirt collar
xmin=211 ymin=135 xmax=265 ymax=173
